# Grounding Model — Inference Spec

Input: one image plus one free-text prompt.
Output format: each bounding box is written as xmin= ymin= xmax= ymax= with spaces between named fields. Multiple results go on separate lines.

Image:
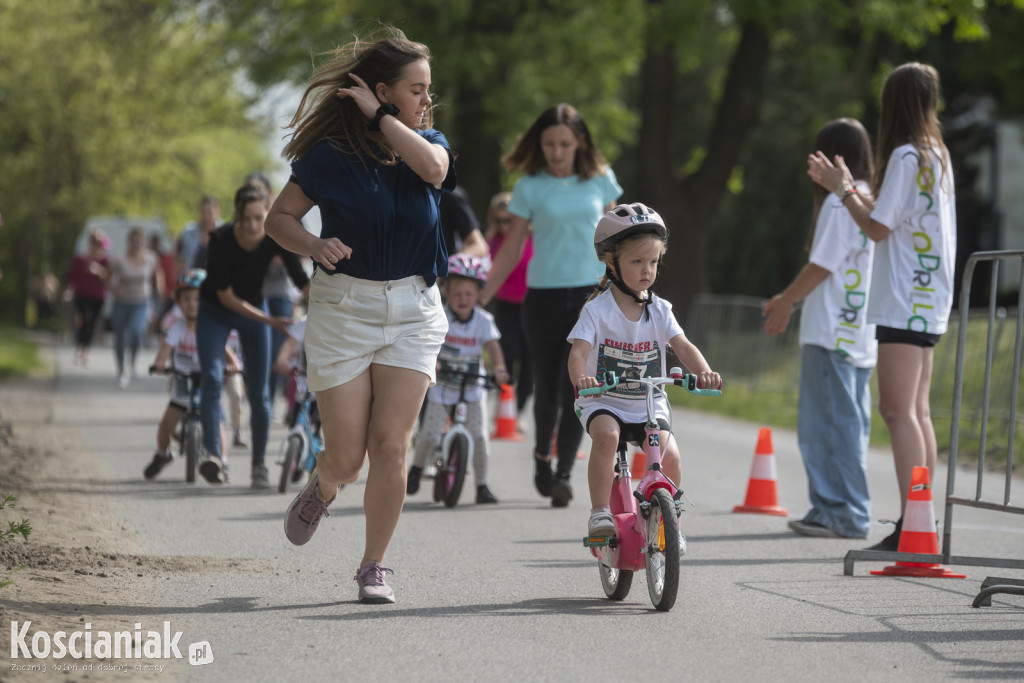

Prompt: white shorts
xmin=304 ymin=270 xmax=448 ymax=392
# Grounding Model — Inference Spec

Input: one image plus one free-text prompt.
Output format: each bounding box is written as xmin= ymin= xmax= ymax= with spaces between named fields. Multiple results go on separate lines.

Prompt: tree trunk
xmin=640 ymin=20 xmax=770 ymax=312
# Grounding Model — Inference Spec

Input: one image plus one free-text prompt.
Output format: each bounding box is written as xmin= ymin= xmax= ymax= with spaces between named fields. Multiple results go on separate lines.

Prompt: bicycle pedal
xmin=583 ymin=536 xmax=615 ymax=548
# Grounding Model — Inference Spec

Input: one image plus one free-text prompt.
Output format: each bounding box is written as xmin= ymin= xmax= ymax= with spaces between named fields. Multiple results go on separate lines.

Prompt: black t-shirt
xmin=200 ymin=224 xmax=309 ymax=308
xmin=439 ymin=186 xmax=480 ymax=254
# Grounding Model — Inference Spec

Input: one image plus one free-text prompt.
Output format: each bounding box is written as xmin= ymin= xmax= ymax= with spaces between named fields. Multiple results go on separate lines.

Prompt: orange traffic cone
xmin=492 ymin=384 xmax=525 ymax=441
xmin=733 ymin=427 xmax=788 ymax=516
xmin=871 ymin=466 xmax=965 ymax=578
xmin=630 ymin=448 xmax=645 ymax=478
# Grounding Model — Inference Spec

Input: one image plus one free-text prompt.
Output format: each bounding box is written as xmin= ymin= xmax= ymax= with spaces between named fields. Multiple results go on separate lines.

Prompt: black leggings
xmin=73 ymin=296 xmax=104 ymax=348
xmin=521 ymin=286 xmax=592 ymax=475
xmin=495 ymin=299 xmax=533 ymax=412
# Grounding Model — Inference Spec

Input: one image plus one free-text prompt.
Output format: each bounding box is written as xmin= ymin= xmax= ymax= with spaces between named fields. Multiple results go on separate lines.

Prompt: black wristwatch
xmin=368 ymin=103 xmax=400 ymax=131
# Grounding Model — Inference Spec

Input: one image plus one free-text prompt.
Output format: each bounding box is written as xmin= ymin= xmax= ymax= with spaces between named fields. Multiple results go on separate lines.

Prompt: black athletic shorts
xmin=875 ymin=325 xmax=941 ymax=348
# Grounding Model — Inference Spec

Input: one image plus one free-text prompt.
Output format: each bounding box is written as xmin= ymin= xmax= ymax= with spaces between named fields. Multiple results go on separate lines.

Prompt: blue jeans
xmin=111 ymin=300 xmax=148 ymax=375
xmin=797 ymin=345 xmax=872 ymax=538
xmin=266 ymin=296 xmax=294 ymax=403
xmin=196 ymin=300 xmax=271 ymax=465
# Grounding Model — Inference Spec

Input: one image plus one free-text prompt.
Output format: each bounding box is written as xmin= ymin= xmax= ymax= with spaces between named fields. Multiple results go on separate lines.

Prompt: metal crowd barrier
xmin=844 ymin=250 xmax=1024 ymax=597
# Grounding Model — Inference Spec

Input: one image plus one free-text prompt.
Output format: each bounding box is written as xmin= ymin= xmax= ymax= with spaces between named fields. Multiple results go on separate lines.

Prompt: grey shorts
xmin=304 ymin=270 xmax=448 ymax=392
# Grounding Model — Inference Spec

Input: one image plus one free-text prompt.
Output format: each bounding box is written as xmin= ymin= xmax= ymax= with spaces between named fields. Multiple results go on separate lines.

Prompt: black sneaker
xmin=199 ymin=456 xmax=225 ymax=484
xmin=534 ymin=456 xmax=553 ymax=497
xmin=476 ymin=485 xmax=499 ymax=504
xmin=551 ymin=471 xmax=573 ymax=508
xmin=144 ymin=452 xmax=172 ymax=480
xmin=865 ymin=518 xmax=902 ymax=551
xmin=407 ymin=465 xmax=422 ymax=495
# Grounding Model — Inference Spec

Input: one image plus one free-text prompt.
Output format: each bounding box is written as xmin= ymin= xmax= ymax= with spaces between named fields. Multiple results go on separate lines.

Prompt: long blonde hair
xmin=282 ymin=26 xmax=432 ymax=165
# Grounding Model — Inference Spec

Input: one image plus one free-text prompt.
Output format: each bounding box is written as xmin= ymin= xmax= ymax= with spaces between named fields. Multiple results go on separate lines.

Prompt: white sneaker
xmin=587 ymin=508 xmax=616 ymax=537
xmin=678 ymin=527 xmax=687 ymax=557
xmin=118 ymin=373 xmax=130 ymax=390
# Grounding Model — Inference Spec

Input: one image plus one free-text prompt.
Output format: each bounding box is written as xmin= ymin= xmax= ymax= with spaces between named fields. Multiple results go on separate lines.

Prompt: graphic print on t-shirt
xmin=597 ymin=339 xmax=662 ymax=400
xmin=437 ymin=342 xmax=480 ymax=392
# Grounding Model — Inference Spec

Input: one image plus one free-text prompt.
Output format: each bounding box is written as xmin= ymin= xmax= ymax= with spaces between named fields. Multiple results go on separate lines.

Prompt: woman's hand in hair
xmin=807 ymin=151 xmax=853 ymax=193
xmin=337 ymin=73 xmax=381 ymax=121
xmin=311 ymin=237 xmax=352 ymax=272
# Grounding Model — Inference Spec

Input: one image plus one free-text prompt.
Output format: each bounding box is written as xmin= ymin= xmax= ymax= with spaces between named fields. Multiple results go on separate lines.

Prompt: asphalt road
xmin=44 ymin=340 xmax=1024 ymax=681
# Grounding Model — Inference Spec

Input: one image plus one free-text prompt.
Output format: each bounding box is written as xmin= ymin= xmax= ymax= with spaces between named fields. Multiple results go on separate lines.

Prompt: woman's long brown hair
xmin=807 ymin=117 xmax=874 ymax=250
xmin=873 ymin=62 xmax=950 ymax=197
xmin=282 ymin=26 xmax=432 ymax=165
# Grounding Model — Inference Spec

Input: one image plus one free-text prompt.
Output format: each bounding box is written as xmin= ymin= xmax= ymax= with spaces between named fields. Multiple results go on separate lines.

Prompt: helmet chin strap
xmin=606 ymin=260 xmax=654 ymax=321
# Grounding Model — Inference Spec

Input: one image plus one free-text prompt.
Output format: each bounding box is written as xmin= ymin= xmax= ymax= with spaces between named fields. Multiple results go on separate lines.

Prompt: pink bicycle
xmin=580 ymin=367 xmax=721 ymax=611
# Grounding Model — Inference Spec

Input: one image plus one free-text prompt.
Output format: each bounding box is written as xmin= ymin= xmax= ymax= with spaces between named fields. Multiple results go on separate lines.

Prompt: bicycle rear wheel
xmin=183 ymin=421 xmax=201 ymax=484
xmin=279 ymin=435 xmax=303 ymax=494
xmin=599 ymin=562 xmax=633 ymax=600
xmin=441 ymin=433 xmax=469 ymax=507
xmin=645 ymin=488 xmax=680 ymax=611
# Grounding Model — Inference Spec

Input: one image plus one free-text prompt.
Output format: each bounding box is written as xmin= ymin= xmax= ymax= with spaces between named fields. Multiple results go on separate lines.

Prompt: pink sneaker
xmin=353 ymin=562 xmax=395 ymax=604
xmin=283 ymin=474 xmax=335 ymax=545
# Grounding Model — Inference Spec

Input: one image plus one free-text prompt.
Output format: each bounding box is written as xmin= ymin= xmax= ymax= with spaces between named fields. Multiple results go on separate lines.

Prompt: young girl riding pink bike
xmin=568 ymin=203 xmax=721 ymax=609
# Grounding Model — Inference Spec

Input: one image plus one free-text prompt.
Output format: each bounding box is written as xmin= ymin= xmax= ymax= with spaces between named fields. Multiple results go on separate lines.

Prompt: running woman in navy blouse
xmin=267 ymin=27 xmax=453 ymax=604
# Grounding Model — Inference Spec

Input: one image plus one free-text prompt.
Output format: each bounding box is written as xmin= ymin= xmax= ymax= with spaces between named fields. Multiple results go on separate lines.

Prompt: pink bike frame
xmin=583 ymin=370 xmax=720 ymax=570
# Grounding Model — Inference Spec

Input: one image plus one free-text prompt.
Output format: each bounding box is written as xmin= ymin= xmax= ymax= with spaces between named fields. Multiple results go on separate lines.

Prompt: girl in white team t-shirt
xmin=763 ymin=118 xmax=877 ymax=540
xmin=567 ymin=203 xmax=720 ymax=540
xmin=807 ymin=62 xmax=956 ymax=551
xmin=407 ymin=254 xmax=510 ymax=504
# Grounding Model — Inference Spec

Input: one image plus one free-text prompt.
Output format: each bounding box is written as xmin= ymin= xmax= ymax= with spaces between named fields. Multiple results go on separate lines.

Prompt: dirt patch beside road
xmin=0 ymin=342 xmax=261 ymax=679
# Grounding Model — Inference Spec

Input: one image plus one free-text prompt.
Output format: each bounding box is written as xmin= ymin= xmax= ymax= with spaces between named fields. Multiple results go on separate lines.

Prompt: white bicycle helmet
xmin=594 ymin=203 xmax=668 ymax=260
xmin=447 ymin=253 xmax=489 ymax=285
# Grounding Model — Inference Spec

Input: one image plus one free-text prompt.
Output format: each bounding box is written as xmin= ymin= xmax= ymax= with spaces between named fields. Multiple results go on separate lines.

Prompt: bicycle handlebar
xmin=578 ymin=370 xmax=722 ymax=397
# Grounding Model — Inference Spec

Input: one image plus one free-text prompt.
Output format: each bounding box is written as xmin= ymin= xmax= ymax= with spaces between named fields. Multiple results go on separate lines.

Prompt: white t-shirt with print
xmin=429 ymin=307 xmax=501 ymax=406
xmin=163 ymin=320 xmax=200 ymax=406
xmin=869 ymin=143 xmax=956 ymax=334
xmin=567 ymin=289 xmax=685 ymax=425
xmin=800 ymin=180 xmax=878 ymax=368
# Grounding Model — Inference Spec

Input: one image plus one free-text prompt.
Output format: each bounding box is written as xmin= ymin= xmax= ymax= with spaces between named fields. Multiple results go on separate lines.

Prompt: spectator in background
xmin=178 ymin=195 xmax=221 ymax=271
xmin=481 ymin=103 xmax=623 ymax=508
xmin=66 ymin=227 xmax=110 ymax=367
xmin=440 ymin=185 xmax=488 ymax=258
xmin=109 ymin=226 xmax=161 ymax=388
xmin=485 ymin=191 xmax=533 ymax=427
xmin=197 ymin=183 xmax=309 ymax=489
xmin=149 ymin=232 xmax=178 ymax=342
xmin=247 ymin=172 xmax=303 ymax=411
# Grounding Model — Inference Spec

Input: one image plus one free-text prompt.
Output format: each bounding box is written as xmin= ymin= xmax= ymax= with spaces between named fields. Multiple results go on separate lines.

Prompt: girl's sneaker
xmin=588 ymin=508 xmax=616 ymax=537
xmin=143 ymin=452 xmax=172 ymax=480
xmin=476 ymin=485 xmax=498 ymax=504
xmin=354 ymin=561 xmax=395 ymax=604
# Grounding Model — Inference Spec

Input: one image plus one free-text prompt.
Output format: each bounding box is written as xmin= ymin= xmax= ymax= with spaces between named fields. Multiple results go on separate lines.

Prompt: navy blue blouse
xmin=290 ymin=130 xmax=456 ymax=285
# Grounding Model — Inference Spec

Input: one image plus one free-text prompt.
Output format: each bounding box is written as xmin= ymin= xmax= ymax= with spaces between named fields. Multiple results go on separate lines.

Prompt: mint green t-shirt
xmin=507 ymin=168 xmax=623 ymax=289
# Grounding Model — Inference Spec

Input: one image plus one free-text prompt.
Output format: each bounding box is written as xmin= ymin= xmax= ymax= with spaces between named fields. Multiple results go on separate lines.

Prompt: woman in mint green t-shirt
xmin=482 ymin=103 xmax=622 ymax=508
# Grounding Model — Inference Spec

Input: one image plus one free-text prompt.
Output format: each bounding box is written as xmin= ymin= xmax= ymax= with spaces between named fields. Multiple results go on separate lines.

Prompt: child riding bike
xmin=407 ymin=254 xmax=510 ymax=504
xmin=144 ymin=269 xmax=239 ymax=482
xmin=567 ymin=203 xmax=720 ymax=541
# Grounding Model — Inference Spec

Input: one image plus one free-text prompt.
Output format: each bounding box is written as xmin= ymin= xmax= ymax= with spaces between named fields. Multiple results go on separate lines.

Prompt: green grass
xmin=669 ymin=311 xmax=1024 ymax=467
xmin=0 ymin=327 xmax=42 ymax=379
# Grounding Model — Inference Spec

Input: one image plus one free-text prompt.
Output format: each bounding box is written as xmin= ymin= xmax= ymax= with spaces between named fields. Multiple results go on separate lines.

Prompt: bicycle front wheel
xmin=441 ymin=432 xmax=469 ymax=507
xmin=279 ymin=435 xmax=303 ymax=494
xmin=645 ymin=488 xmax=680 ymax=611
xmin=183 ymin=421 xmax=201 ymax=484
xmin=599 ymin=562 xmax=633 ymax=601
